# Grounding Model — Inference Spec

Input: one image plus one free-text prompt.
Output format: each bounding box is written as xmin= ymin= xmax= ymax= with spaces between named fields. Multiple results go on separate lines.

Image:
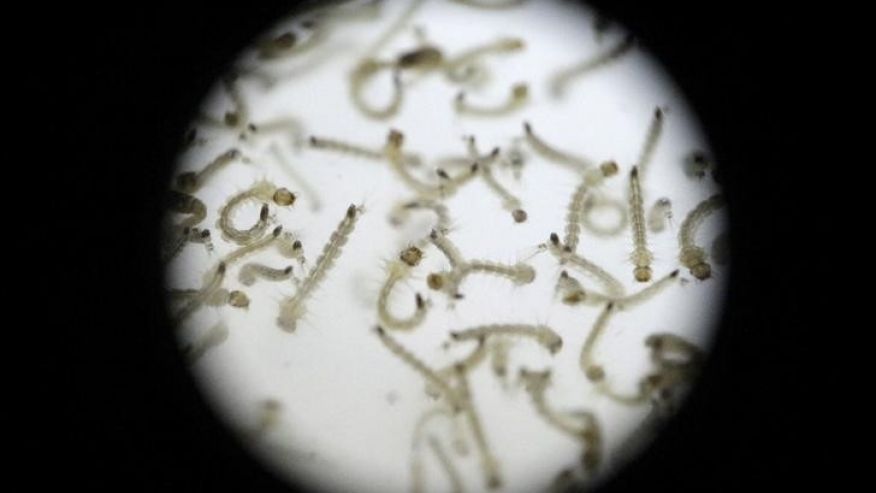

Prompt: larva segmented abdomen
xmin=678 ymin=193 xmax=725 ymax=280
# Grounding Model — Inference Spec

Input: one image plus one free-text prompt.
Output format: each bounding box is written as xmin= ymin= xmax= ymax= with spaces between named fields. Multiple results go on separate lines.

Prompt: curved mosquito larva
xmin=522 ymin=121 xmax=593 ymax=171
xmin=563 ymin=175 xmax=591 ymax=252
xmin=273 ymin=233 xmax=305 ymax=265
xmin=220 ymin=202 xmax=271 ymax=245
xmin=426 ymin=435 xmax=464 ymax=493
xmin=384 ymin=129 xmax=444 ymax=197
xmin=174 ymin=262 xmax=227 ymax=325
xmin=580 ymin=193 xmax=628 ymax=237
xmin=366 ymin=0 xmax=425 ymax=55
xmin=549 ymin=34 xmax=635 ymax=98
xmin=518 ymin=368 xmax=602 ymax=473
xmin=175 ymin=148 xmax=248 ymax=193
xmin=453 ymin=365 xmax=503 ymax=490
xmin=711 ymin=231 xmax=730 ymax=266
xmin=375 ymin=326 xmax=462 ymax=411
xmin=634 ymin=107 xmax=665 ymax=178
xmin=167 ymin=190 xmax=207 ymax=228
xmin=579 ymin=303 xmax=615 ymax=380
xmin=444 ymin=37 xmax=525 ymax=84
xmin=219 ymin=180 xmax=296 ymax=245
xmin=450 ymin=324 xmax=562 ymax=354
xmin=628 ymin=167 xmax=653 ymax=282
xmin=645 ymin=333 xmax=704 ymax=368
xmin=454 ymin=82 xmax=529 ymax=116
xmin=453 ymin=260 xmax=536 ymax=294
xmin=682 ymin=150 xmax=713 ymax=179
xmin=269 ymin=143 xmax=323 ymax=212
xmin=478 ymin=158 xmax=527 ymax=222
xmin=183 ymin=321 xmax=229 ymax=364
xmin=238 ymin=263 xmax=295 ymax=286
xmin=546 ymin=236 xmax=625 ymax=297
xmin=647 ymin=197 xmax=673 ymax=233
xmin=377 ymin=260 xmax=430 ymax=331
xmin=396 ymin=199 xmax=452 ymax=236
xmin=277 ymin=205 xmax=363 ymax=332
xmin=216 ymin=226 xmax=285 ymax=280
xmin=350 ymin=61 xmax=405 ymax=120
xmin=678 ymin=193 xmax=726 ymax=280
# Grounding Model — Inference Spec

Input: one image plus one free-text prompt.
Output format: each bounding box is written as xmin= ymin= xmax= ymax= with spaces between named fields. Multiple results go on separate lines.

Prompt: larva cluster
xmin=164 ymin=2 xmax=727 ymax=492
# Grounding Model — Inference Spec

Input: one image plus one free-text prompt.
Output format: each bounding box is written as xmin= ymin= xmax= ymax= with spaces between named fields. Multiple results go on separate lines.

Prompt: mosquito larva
xmin=580 ymin=193 xmax=628 ymax=237
xmin=454 ymin=82 xmax=529 ymax=116
xmin=647 ymin=197 xmax=673 ymax=233
xmin=174 ymin=262 xmax=227 ymax=325
xmin=634 ymin=107 xmax=665 ymax=178
xmin=556 ymin=270 xmax=586 ymax=305
xmin=628 ymin=167 xmax=653 ymax=282
xmin=579 ymin=302 xmax=615 ymax=381
xmin=410 ymin=406 xmax=469 ymax=493
xmin=375 ymin=326 xmax=462 ymax=410
xmin=182 ymin=321 xmax=229 ymax=364
xmin=549 ymin=34 xmax=635 ymax=98
xmin=395 ymin=199 xmax=452 ymax=237
xmin=445 ymin=260 xmax=535 ymax=298
xmin=253 ymin=398 xmax=283 ymax=436
xmin=309 ymin=134 xmax=422 ymax=165
xmin=454 ymin=365 xmax=502 ymax=489
xmin=522 ymin=121 xmax=593 ymax=171
xmin=645 ymin=333 xmax=704 ymax=368
xmin=167 ymin=190 xmax=207 ymax=228
xmin=277 ymin=205 xmax=363 ymax=332
xmin=478 ymin=156 xmax=527 ymax=222
xmin=450 ymin=324 xmax=562 ymax=354
xmin=427 ymin=435 xmax=464 ymax=493
xmin=678 ymin=193 xmax=726 ymax=280
xmin=682 ymin=150 xmax=713 ymax=179
xmin=218 ymin=180 xmax=296 ymax=245
xmin=384 ymin=130 xmax=445 ymax=197
xmin=269 ymin=143 xmax=323 ymax=212
xmin=444 ymin=37 xmax=525 ymax=84
xmin=711 ymin=231 xmax=730 ymax=266
xmin=238 ymin=263 xmax=295 ymax=286
xmin=220 ymin=202 xmax=271 ymax=245
xmin=257 ymin=21 xmax=328 ymax=60
xmin=378 ymin=255 xmax=430 ymax=331
xmin=545 ymin=234 xmax=625 ymax=297
xmin=175 ymin=148 xmax=247 ymax=193
xmin=518 ymin=368 xmax=602 ymax=473
xmin=350 ymin=61 xmax=405 ymax=120
xmin=563 ymin=175 xmax=591 ymax=252
xmin=217 ymin=226 xmax=285 ymax=278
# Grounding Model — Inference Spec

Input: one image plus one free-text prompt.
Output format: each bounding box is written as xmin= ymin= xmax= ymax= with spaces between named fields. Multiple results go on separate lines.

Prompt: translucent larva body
xmin=454 ymin=365 xmax=502 ymax=489
xmin=277 ymin=205 xmax=362 ymax=332
xmin=634 ymin=107 xmax=665 ymax=178
xmin=450 ymin=324 xmax=562 ymax=354
xmin=628 ymin=167 xmax=653 ymax=282
xmin=377 ymin=257 xmax=430 ymax=331
xmin=678 ymin=193 xmax=725 ymax=280
xmin=563 ymin=176 xmax=590 ymax=252
xmin=545 ymin=235 xmax=625 ymax=298
xmin=167 ymin=190 xmax=207 ymax=228
xmin=174 ymin=262 xmax=227 ymax=325
xmin=523 ymin=121 xmax=593 ymax=172
xmin=175 ymin=149 xmax=246 ymax=193
xmin=238 ymin=263 xmax=295 ymax=286
xmin=647 ymin=197 xmax=673 ymax=233
xmin=182 ymin=321 xmax=229 ymax=364
xmin=454 ymin=82 xmax=529 ymax=116
xmin=549 ymin=35 xmax=635 ymax=98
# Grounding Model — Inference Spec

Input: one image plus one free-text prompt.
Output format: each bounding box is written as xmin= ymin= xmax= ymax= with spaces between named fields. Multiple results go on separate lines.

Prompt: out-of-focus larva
xmin=647 ymin=197 xmax=673 ymax=233
xmin=454 ymin=365 xmax=503 ymax=489
xmin=579 ymin=302 xmax=615 ymax=382
xmin=238 ymin=263 xmax=295 ymax=286
xmin=643 ymin=333 xmax=704 ymax=414
xmin=429 ymin=229 xmax=465 ymax=268
xmin=173 ymin=262 xmax=227 ymax=325
xmin=253 ymin=398 xmax=282 ymax=436
xmin=410 ymin=405 xmax=469 ymax=493
xmin=518 ymin=368 xmax=602 ymax=474
xmin=444 ymin=37 xmax=525 ymax=84
xmin=710 ymin=231 xmax=730 ymax=266
xmin=182 ymin=321 xmax=229 ymax=364
xmin=269 ymin=143 xmax=323 ymax=212
xmin=161 ymin=226 xmax=214 ymax=263
xmin=391 ymin=199 xmax=452 ymax=240
xmin=367 ymin=0 xmax=425 ymax=56
xmin=628 ymin=167 xmax=653 ymax=282
xmin=427 ymin=435 xmax=464 ymax=493
xmin=490 ymin=338 xmax=511 ymax=384
xmin=375 ymin=326 xmax=463 ymax=411
xmin=436 ymin=260 xmax=536 ymax=300
xmin=256 ymin=21 xmax=328 ymax=60
xmin=175 ymin=148 xmax=247 ymax=193
xmin=450 ymin=0 xmax=527 ymax=9
xmin=217 ymin=226 xmax=285 ymax=274
xmin=682 ymin=150 xmax=713 ymax=179
xmin=645 ymin=333 xmax=704 ymax=369
xmin=277 ymin=205 xmax=363 ymax=332
xmin=523 ymin=121 xmax=593 ymax=172
xmin=378 ymin=254 xmax=431 ymax=331
xmin=580 ymin=193 xmax=628 ymax=238
xmin=678 ymin=193 xmax=725 ymax=280
xmin=218 ymin=180 xmax=296 ymax=245
xmin=450 ymin=324 xmax=562 ymax=354
xmin=248 ymin=117 xmax=306 ymax=150
xmin=634 ymin=107 xmax=665 ymax=178
xmin=544 ymin=234 xmax=625 ymax=297
xmin=454 ymin=82 xmax=529 ymax=116
xmin=350 ymin=61 xmax=404 ymax=120
xmin=592 ymin=12 xmax=612 ymax=42
xmin=556 ymin=270 xmax=679 ymax=309
xmin=167 ymin=190 xmax=207 ymax=228
xmin=549 ymin=34 xmax=635 ymax=98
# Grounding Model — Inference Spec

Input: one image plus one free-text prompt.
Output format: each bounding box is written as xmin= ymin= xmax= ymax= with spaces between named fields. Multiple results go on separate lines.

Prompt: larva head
xmin=549 ymin=232 xmax=560 ymax=246
xmin=544 ymin=334 xmax=563 ymax=354
xmin=512 ymin=209 xmax=528 ymax=223
xmin=346 ymin=204 xmax=357 ymax=219
xmin=399 ymin=246 xmax=424 ymax=267
xmin=426 ymin=273 xmax=445 ymax=290
xmin=175 ymin=172 xmax=198 ymax=193
xmin=513 ymin=264 xmax=536 ymax=284
xmin=512 ymin=83 xmax=529 ymax=100
xmin=562 ymin=291 xmax=586 ymax=305
xmin=436 ymin=168 xmax=450 ymax=180
xmin=600 ymin=160 xmax=619 ymax=177
xmin=585 ymin=365 xmax=605 ymax=382
xmin=387 ymin=129 xmax=404 ymax=149
xmin=634 ymin=265 xmax=652 ymax=283
xmin=228 ymin=290 xmax=250 ymax=309
xmin=224 ymin=111 xmax=240 ymax=127
xmin=272 ymin=188 xmax=296 ymax=206
xmin=689 ymin=262 xmax=712 ymax=280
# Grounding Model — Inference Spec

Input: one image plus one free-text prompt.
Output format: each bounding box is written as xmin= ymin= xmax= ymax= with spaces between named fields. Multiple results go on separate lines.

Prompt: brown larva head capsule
xmin=634 ymin=265 xmax=652 ymax=283
xmin=426 ymin=273 xmax=445 ymax=290
xmin=585 ymin=365 xmax=605 ymax=382
xmin=547 ymin=337 xmax=563 ymax=354
xmin=523 ymin=121 xmax=533 ymax=134
xmin=654 ymin=106 xmax=664 ymax=120
xmin=217 ymin=262 xmax=227 ymax=275
xmin=511 ymin=83 xmax=529 ymax=100
xmin=549 ymin=232 xmax=560 ymax=246
xmin=272 ymin=188 xmax=296 ymax=206
xmin=259 ymin=203 xmax=270 ymax=221
xmin=228 ymin=290 xmax=250 ymax=308
xmin=512 ymin=209 xmax=528 ymax=223
xmin=175 ymin=172 xmax=198 ymax=192
xmin=346 ymin=204 xmax=357 ymax=219
xmin=292 ymin=240 xmax=302 ymax=250
xmin=436 ymin=168 xmax=450 ymax=180
xmin=600 ymin=160 xmax=619 ymax=177
xmin=399 ymin=246 xmax=424 ymax=267
xmin=387 ymin=129 xmax=404 ymax=149
xmin=224 ymin=112 xmax=240 ymax=127
xmin=562 ymin=291 xmax=585 ymax=305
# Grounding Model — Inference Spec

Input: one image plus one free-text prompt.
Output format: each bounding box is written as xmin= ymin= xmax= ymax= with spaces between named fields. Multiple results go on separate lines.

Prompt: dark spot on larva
xmin=549 ymin=233 xmax=560 ymax=245
xmin=272 ymin=188 xmax=296 ymax=206
xmin=400 ymin=246 xmax=424 ymax=267
xmin=272 ymin=226 xmax=283 ymax=237
xmin=346 ymin=204 xmax=357 ymax=219
xmin=415 ymin=293 xmax=424 ymax=309
xmin=292 ymin=240 xmax=302 ymax=250
xmin=436 ymin=169 xmax=450 ymax=180
xmin=259 ymin=204 xmax=269 ymax=220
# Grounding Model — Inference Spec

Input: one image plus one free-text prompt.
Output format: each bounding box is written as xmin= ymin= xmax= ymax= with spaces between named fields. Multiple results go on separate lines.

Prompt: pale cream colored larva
xmin=678 ymin=193 xmax=726 ymax=280
xmin=523 ymin=121 xmax=593 ymax=172
xmin=549 ymin=34 xmax=635 ymax=98
xmin=175 ymin=148 xmax=248 ymax=193
xmin=454 ymin=364 xmax=503 ymax=490
xmin=449 ymin=324 xmax=562 ymax=354
xmin=628 ymin=167 xmax=653 ymax=282
xmin=454 ymin=82 xmax=529 ymax=116
xmin=377 ymin=254 xmax=430 ymax=332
